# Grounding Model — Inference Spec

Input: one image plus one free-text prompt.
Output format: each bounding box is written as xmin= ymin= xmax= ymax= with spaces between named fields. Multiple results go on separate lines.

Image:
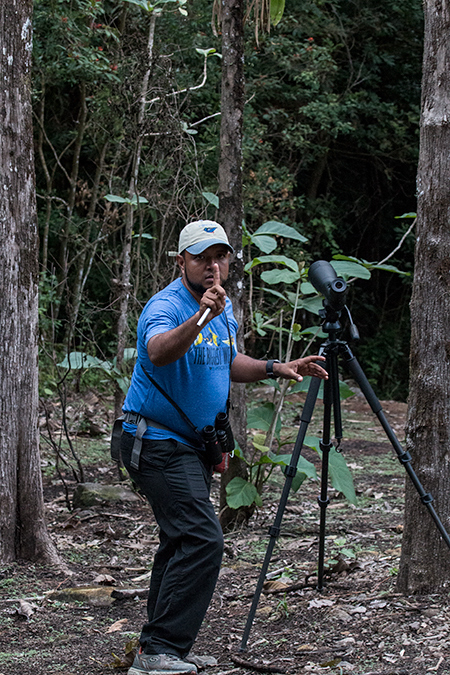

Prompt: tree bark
xmin=0 ymin=0 xmax=59 ymax=564
xmin=397 ymin=0 xmax=450 ymax=593
xmin=218 ymin=0 xmax=251 ymax=528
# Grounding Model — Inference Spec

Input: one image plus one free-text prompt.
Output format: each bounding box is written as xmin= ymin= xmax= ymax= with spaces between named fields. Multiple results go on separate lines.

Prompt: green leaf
xmin=254 ymin=286 xmax=289 ymax=303
xmin=133 ymin=233 xmax=154 ymax=239
xmin=303 ymin=436 xmax=321 ymax=452
xmin=270 ymin=0 xmax=285 ymax=26
xmin=251 ymin=234 xmax=278 ymax=254
xmin=330 ymin=260 xmax=371 ymax=280
xmin=338 ymin=380 xmax=356 ymax=399
xmin=117 ymin=376 xmax=131 ymax=394
xmin=329 ymin=448 xmax=357 ymax=505
xmin=332 ymin=255 xmax=409 ymax=277
xmin=288 ymin=377 xmax=353 ymax=400
xmin=299 ymin=437 xmax=357 ymax=505
xmin=247 ymin=402 xmax=275 ymax=431
xmin=123 ymin=348 xmax=138 ymax=362
xmin=202 ymin=191 xmax=219 ymax=208
xmin=105 ymin=194 xmax=127 ymax=203
xmin=261 ymin=268 xmax=301 ymax=285
xmin=254 ymin=221 xmax=307 ymax=243
xmin=105 ymin=193 xmax=148 ymax=206
xmin=245 ymin=254 xmax=299 ymax=273
xmin=370 ymin=263 xmax=410 ymax=276
xmin=395 ymin=212 xmax=416 ymax=219
xmin=300 ymin=281 xmax=316 ymax=295
xmin=195 ymin=48 xmax=217 ymax=57
xmin=298 ymin=295 xmax=325 ymax=315
xmin=57 ymin=352 xmax=105 ymax=370
xmin=290 ymin=455 xmax=318 ymax=491
xmin=226 ymin=477 xmax=262 ymax=509
xmin=252 ymin=440 xmax=271 ymax=454
xmin=130 ymin=194 xmax=148 ymax=205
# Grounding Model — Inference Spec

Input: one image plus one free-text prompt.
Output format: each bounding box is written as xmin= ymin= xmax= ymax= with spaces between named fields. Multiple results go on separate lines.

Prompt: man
xmin=120 ymin=220 xmax=328 ymax=675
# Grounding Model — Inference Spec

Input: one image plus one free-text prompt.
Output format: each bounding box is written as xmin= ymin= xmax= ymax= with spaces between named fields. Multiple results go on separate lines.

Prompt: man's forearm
xmin=231 ymin=353 xmax=274 ymax=383
xmin=147 ymin=312 xmax=203 ymax=366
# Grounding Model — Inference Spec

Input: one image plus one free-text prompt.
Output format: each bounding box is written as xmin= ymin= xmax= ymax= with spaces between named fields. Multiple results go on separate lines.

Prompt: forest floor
xmin=1 ymin=386 xmax=450 ymax=675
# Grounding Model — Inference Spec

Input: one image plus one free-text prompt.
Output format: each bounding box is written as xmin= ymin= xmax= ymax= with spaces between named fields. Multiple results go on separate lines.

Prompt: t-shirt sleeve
xmin=141 ymin=298 xmax=182 ymax=346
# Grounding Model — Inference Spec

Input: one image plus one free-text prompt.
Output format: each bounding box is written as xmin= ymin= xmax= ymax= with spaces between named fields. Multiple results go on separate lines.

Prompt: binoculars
xmin=202 ymin=412 xmax=235 ymax=466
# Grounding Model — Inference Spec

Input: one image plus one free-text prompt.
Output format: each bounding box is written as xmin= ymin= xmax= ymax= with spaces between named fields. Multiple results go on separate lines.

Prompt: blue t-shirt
xmin=123 ymin=277 xmax=238 ymax=446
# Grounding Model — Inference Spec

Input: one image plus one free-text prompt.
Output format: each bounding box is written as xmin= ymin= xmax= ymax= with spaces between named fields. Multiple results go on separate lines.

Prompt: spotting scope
xmin=308 ymin=260 xmax=348 ymax=312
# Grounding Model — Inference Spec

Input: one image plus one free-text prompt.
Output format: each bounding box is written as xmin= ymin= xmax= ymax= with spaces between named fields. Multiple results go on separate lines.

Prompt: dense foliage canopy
xmin=34 ymin=0 xmax=423 ymax=400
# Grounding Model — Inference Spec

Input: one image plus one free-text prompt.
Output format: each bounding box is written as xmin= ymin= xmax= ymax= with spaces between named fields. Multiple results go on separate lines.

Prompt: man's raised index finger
xmin=212 ymin=263 xmax=221 ymax=286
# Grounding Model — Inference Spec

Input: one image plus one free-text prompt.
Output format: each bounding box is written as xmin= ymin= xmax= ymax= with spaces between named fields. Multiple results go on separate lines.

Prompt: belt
xmin=111 ymin=412 xmax=173 ymax=470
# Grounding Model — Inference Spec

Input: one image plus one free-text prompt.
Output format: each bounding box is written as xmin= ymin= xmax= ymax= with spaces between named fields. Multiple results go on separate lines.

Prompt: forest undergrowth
xmin=0 ymin=390 xmax=449 ymax=675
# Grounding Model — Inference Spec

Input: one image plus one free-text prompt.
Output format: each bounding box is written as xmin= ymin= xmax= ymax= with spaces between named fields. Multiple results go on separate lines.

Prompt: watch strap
xmin=266 ymin=359 xmax=280 ymax=379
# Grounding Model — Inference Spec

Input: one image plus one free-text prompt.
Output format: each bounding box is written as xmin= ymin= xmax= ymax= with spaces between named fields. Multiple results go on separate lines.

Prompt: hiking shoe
xmin=128 ymin=651 xmax=198 ymax=675
xmin=184 ymin=653 xmax=218 ymax=669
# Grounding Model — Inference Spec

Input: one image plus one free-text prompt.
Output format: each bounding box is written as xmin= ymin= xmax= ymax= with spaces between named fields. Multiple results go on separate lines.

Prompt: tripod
xmin=240 ymin=303 xmax=450 ymax=652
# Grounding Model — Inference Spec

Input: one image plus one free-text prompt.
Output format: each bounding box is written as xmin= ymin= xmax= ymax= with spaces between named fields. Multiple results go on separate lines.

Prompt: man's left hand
xmin=274 ymin=355 xmax=328 ymax=382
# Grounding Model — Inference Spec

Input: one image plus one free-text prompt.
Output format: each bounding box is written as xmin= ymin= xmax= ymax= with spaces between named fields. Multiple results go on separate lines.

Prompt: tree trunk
xmin=397 ymin=0 xmax=450 ymax=593
xmin=0 ymin=0 xmax=60 ymax=564
xmin=218 ymin=0 xmax=251 ymax=529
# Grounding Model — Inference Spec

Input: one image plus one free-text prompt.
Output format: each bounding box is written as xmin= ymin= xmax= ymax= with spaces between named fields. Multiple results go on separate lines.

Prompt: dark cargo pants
xmin=120 ymin=432 xmax=224 ymax=658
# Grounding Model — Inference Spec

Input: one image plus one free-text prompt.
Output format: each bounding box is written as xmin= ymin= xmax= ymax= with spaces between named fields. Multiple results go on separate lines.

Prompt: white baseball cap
xmin=178 ymin=220 xmax=234 ymax=255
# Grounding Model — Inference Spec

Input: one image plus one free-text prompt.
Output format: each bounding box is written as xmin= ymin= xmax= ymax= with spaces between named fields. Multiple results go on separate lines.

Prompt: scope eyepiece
xmin=308 ymin=260 xmax=348 ymax=312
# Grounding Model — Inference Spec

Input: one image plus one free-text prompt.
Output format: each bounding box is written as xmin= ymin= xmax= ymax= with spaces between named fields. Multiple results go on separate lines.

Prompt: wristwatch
xmin=266 ymin=359 xmax=280 ymax=379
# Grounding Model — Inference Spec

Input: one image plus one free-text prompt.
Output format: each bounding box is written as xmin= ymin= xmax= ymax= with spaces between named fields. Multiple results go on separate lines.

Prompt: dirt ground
xmin=1 ymin=392 xmax=449 ymax=675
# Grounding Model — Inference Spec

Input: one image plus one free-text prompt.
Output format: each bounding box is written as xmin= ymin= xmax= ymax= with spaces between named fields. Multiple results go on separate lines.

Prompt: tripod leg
xmin=239 ymin=374 xmax=322 ymax=652
xmin=317 ymin=347 xmax=340 ymax=591
xmin=343 ymin=346 xmax=450 ymax=551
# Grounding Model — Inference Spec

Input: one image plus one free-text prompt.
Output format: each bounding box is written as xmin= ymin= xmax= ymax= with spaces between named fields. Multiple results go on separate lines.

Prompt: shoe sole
xmin=128 ymin=667 xmax=197 ymax=675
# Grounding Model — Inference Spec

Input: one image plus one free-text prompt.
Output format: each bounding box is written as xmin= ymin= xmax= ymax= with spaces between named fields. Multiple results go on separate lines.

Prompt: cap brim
xmin=185 ymin=240 xmax=234 ymax=255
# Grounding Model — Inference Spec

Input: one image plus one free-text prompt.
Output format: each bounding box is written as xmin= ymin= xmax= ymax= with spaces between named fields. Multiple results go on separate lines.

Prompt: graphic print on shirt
xmin=192 ymin=326 xmax=234 ymax=367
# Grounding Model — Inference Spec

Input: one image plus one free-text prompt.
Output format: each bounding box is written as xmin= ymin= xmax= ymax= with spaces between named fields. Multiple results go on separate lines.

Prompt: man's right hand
xmin=198 ymin=263 xmax=227 ymax=324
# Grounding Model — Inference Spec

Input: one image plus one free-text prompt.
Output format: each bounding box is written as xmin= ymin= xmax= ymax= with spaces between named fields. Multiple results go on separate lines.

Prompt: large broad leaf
xmin=105 ymin=194 xmax=127 ymax=203
xmin=254 ymin=220 xmax=307 ymax=243
xmin=330 ymin=260 xmax=370 ymax=280
xmin=247 ymin=402 xmax=275 ymax=431
xmin=370 ymin=263 xmax=409 ymax=276
xmin=105 ymin=193 xmax=148 ymax=206
xmin=289 ymin=377 xmax=354 ymax=400
xmin=245 ymin=254 xmax=299 ymax=273
xmin=328 ymin=448 xmax=357 ymax=505
xmin=57 ymin=352 xmax=109 ymax=371
xmin=289 ymin=376 xmax=323 ymax=397
xmin=117 ymin=376 xmax=131 ymax=395
xmin=226 ymin=477 xmax=262 ymax=509
xmin=300 ymin=281 xmax=316 ymax=295
xmin=261 ymin=268 xmax=301 ymax=285
xmin=252 ymin=234 xmax=278 ymax=254
xmin=333 ymin=254 xmax=409 ymax=277
xmin=298 ymin=295 xmax=324 ymax=315
xmin=290 ymin=455 xmax=318 ymax=491
xmin=247 ymin=402 xmax=281 ymax=436
xmin=302 ymin=437 xmax=357 ymax=505
xmin=202 ymin=191 xmax=219 ymax=208
xmin=270 ymin=0 xmax=285 ymax=26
